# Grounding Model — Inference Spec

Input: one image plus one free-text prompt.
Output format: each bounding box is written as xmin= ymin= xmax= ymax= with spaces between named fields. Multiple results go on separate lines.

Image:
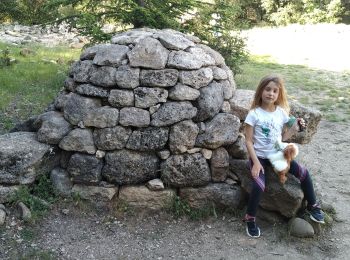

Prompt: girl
xmin=243 ymin=75 xmax=324 ymax=238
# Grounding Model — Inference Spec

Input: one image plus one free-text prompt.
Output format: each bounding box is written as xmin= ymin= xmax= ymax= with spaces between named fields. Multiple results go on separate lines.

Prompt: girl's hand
xmin=251 ymin=162 xmax=263 ymax=179
xmin=297 ymin=118 xmax=306 ymax=132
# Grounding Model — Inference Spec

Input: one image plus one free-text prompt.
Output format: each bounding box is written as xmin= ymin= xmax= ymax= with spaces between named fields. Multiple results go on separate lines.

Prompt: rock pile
xmin=0 ymin=28 xmax=322 ymax=222
xmin=0 ymin=23 xmax=87 ymax=47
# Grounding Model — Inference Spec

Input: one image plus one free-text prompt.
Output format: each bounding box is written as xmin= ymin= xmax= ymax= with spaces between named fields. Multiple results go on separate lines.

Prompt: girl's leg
xmin=289 ymin=160 xmax=324 ymax=223
xmin=245 ymin=158 xmax=268 ymax=218
xmin=289 ymin=160 xmax=316 ymax=205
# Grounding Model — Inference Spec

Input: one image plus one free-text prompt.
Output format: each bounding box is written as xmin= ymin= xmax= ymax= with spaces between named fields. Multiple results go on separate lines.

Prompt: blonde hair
xmin=250 ymin=74 xmax=290 ymax=114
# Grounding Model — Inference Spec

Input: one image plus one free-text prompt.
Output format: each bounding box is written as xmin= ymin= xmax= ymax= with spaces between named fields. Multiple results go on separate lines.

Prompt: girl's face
xmin=261 ymin=81 xmax=279 ymax=106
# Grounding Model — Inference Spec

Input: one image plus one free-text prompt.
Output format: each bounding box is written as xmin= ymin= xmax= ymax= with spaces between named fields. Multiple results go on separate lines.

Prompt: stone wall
xmin=0 ymin=28 xmax=322 ymax=219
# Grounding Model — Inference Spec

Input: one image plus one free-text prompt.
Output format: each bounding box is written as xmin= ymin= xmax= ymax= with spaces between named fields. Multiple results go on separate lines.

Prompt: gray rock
xmin=63 ymin=93 xmax=101 ymax=125
xmin=67 ymin=153 xmax=102 ymax=184
xmin=69 ymin=60 xmax=93 ymax=83
xmin=230 ymin=158 xmax=304 ymax=218
xmin=118 ymin=186 xmax=175 ymax=210
xmin=54 ymin=91 xmax=71 ymax=111
xmin=115 ymin=65 xmax=140 ymax=89
xmin=140 ymin=69 xmax=178 ymax=87
xmin=187 ymin=46 xmax=217 ymax=67
xmin=50 ymin=167 xmax=73 ymax=196
xmin=161 ymin=153 xmax=210 ymax=187
xmin=179 ymin=183 xmax=241 ymax=209
xmin=167 ymin=50 xmax=203 ymax=70
xmin=111 ymin=29 xmax=155 ymax=45
xmin=75 ymin=84 xmax=109 ymax=98
xmin=169 ymin=120 xmax=199 ymax=154
xmin=179 ymin=68 xmax=213 ymax=89
xmin=128 ymin=37 xmax=169 ymax=69
xmin=0 ymin=186 xmax=19 ymax=203
xmin=146 ymin=179 xmax=165 ymax=191
xmin=108 ymin=89 xmax=134 ymax=107
xmin=134 ymin=87 xmax=168 ymax=108
xmin=229 ymin=89 xmax=255 ymax=121
xmin=289 ymin=101 xmax=322 ymax=144
xmin=80 ymin=44 xmax=106 ymax=60
xmin=225 ymin=133 xmax=248 ymax=159
xmin=126 ymin=127 xmax=169 ymax=151
xmin=18 ymin=202 xmax=31 ymax=222
xmin=72 ymin=184 xmax=118 ymax=201
xmin=221 ymin=80 xmax=235 ymax=100
xmin=35 ymin=111 xmax=72 ymax=144
xmin=197 ymin=44 xmax=225 ymax=65
xmin=196 ymin=113 xmax=240 ymax=149
xmin=94 ymin=126 xmax=132 ymax=150
xmin=89 ymin=66 xmax=118 ymax=87
xmin=0 ymin=208 xmax=5 ymax=226
xmin=157 ymin=150 xmax=171 ymax=160
xmin=83 ymin=106 xmax=119 ymax=128
xmin=92 ymin=44 xmax=129 ymax=66
xmin=151 ymin=102 xmax=197 ymax=127
xmin=103 ymin=150 xmax=160 ymax=185
xmin=210 ymin=147 xmax=229 ymax=182
xmin=59 ymin=128 xmax=96 ymax=154
xmin=212 ymin=66 xmax=228 ymax=80
xmin=289 ymin=217 xmax=315 ymax=238
xmin=63 ymin=77 xmax=77 ymax=92
xmin=156 ymin=31 xmax=195 ymax=50
xmin=0 ymin=132 xmax=58 ymax=185
xmin=119 ymin=107 xmax=150 ymax=127
xmin=193 ymin=82 xmax=224 ymax=122
xmin=168 ymin=83 xmax=200 ymax=101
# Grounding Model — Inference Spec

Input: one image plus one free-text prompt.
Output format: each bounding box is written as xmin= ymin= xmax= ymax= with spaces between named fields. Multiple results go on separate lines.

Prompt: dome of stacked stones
xmin=41 ymin=28 xmax=241 ymax=194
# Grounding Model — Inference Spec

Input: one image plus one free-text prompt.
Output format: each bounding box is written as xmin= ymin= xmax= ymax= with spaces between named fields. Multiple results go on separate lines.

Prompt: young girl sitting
xmin=243 ymin=74 xmax=324 ymax=238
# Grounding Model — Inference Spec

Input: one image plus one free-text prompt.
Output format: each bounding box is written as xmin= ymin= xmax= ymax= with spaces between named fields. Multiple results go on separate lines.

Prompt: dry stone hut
xmin=0 ymin=28 xmax=321 ymax=220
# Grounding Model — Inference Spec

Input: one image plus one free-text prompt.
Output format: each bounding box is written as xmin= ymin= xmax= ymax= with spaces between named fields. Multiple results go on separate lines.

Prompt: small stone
xmin=157 ymin=150 xmax=171 ymax=160
xmin=62 ymin=209 xmax=69 ymax=215
xmin=201 ymin=148 xmax=212 ymax=159
xmin=96 ymin=150 xmax=106 ymax=159
xmin=18 ymin=202 xmax=31 ymax=222
xmin=146 ymin=179 xmax=165 ymax=191
xmin=0 ymin=209 xmax=6 ymax=226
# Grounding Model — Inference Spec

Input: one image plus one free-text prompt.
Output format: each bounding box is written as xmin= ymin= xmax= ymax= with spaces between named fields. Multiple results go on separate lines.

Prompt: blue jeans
xmin=246 ymin=158 xmax=317 ymax=217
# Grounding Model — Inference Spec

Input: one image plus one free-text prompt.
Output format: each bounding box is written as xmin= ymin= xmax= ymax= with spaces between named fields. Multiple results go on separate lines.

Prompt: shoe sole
xmin=246 ymin=226 xmax=261 ymax=238
xmin=310 ymin=214 xmax=325 ymax=224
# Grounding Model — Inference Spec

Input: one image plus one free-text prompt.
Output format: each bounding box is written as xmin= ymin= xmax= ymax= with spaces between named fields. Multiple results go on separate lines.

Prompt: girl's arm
xmin=244 ymin=124 xmax=263 ymax=179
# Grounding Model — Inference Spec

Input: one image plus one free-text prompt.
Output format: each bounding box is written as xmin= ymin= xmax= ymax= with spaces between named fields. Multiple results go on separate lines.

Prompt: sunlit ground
xmin=243 ymin=23 xmax=350 ymax=72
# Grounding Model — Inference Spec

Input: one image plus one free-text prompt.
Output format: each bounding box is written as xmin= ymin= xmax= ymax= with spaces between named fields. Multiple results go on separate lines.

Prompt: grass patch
xmin=235 ymin=55 xmax=350 ymax=122
xmin=0 ymin=42 xmax=80 ymax=133
xmin=170 ymin=196 xmax=217 ymax=220
xmin=9 ymin=174 xmax=58 ymax=221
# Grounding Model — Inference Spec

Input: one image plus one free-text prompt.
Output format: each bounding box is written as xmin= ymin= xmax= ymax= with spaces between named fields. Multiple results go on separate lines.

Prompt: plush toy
xmin=267 ymin=140 xmax=299 ymax=184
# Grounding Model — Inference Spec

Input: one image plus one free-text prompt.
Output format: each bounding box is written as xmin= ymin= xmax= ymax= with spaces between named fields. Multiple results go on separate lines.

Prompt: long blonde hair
xmin=250 ymin=74 xmax=290 ymax=114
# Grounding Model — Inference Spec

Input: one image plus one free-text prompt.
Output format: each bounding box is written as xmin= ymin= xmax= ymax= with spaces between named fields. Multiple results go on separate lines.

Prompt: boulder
xmin=118 ymin=185 xmax=176 ymax=210
xmin=0 ymin=132 xmax=59 ymax=185
xmin=230 ymin=158 xmax=304 ymax=218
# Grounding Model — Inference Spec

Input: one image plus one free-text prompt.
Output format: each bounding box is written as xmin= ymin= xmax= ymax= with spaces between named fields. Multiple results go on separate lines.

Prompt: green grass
xmin=235 ymin=55 xmax=350 ymax=122
xmin=0 ymin=42 xmax=80 ymax=133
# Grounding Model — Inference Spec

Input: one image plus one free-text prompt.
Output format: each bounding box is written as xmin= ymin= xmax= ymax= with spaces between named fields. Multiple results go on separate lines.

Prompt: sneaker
xmin=308 ymin=204 xmax=325 ymax=224
xmin=245 ymin=220 xmax=261 ymax=238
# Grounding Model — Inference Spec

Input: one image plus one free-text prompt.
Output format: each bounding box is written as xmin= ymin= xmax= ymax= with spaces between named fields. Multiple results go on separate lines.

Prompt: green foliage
xmin=0 ymin=42 xmax=80 ymax=133
xmin=9 ymin=173 xmax=58 ymax=220
xmin=0 ymin=0 xmax=63 ymax=25
xmin=0 ymin=48 xmax=12 ymax=67
xmin=170 ymin=196 xmax=217 ymax=220
xmin=260 ymin=0 xmax=345 ymax=25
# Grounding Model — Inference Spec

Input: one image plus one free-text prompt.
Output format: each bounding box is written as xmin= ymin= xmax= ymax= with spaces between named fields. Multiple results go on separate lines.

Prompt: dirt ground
xmin=1 ymin=120 xmax=349 ymax=260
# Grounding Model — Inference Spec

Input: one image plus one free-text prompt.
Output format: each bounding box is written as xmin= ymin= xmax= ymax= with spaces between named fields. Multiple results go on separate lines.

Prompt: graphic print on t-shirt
xmin=260 ymin=120 xmax=279 ymax=145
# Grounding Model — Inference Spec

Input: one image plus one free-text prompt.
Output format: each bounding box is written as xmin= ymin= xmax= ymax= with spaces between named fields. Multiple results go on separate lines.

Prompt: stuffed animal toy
xmin=267 ymin=141 xmax=299 ymax=184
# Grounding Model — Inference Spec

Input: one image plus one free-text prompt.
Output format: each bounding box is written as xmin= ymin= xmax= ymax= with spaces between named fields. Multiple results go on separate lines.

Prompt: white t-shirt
xmin=244 ymin=106 xmax=289 ymax=158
